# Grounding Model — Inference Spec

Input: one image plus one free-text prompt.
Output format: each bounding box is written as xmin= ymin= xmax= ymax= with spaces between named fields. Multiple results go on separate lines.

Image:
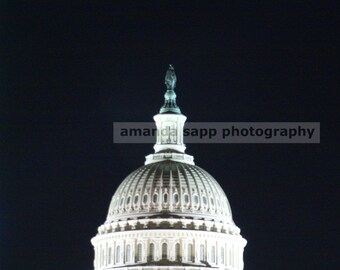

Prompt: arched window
xmin=202 ymin=196 xmax=207 ymax=205
xmin=184 ymin=194 xmax=189 ymax=204
xmin=137 ymin=243 xmax=142 ymax=262
xmin=126 ymin=196 xmax=131 ymax=205
xmin=143 ymin=194 xmax=148 ymax=204
xmin=116 ymin=246 xmax=120 ymax=263
xmin=126 ymin=244 xmax=131 ymax=262
xmin=149 ymin=243 xmax=155 ymax=261
xmin=163 ymin=193 xmax=168 ymax=203
xmin=211 ymin=246 xmax=216 ymax=263
xmin=187 ymin=243 xmax=193 ymax=262
xmin=210 ymin=197 xmax=215 ymax=206
xmin=162 ymin=243 xmax=167 ymax=260
xmin=134 ymin=195 xmax=139 ymax=204
xmin=200 ymin=244 xmax=205 ymax=261
xmin=175 ymin=243 xmax=180 ymax=261
xmin=174 ymin=193 xmax=179 ymax=203
xmin=153 ymin=194 xmax=158 ymax=203
xmin=194 ymin=195 xmax=199 ymax=204
xmin=220 ymin=246 xmax=225 ymax=264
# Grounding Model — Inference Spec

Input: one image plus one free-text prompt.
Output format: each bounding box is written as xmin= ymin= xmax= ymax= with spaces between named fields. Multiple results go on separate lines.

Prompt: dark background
xmin=1 ymin=1 xmax=339 ymax=270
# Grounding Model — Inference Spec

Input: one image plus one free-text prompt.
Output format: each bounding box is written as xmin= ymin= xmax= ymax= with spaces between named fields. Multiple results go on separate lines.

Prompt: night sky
xmin=1 ymin=2 xmax=339 ymax=270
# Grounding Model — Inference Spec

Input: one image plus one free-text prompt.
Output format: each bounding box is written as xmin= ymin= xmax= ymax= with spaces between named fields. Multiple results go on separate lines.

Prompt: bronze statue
xmin=165 ymin=64 xmax=177 ymax=90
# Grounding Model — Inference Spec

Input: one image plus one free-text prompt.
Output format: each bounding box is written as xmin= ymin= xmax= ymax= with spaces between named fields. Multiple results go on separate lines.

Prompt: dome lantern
xmin=146 ymin=65 xmax=194 ymax=164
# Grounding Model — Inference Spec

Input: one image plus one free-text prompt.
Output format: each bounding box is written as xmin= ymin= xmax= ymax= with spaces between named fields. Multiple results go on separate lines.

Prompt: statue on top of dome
xmin=165 ymin=64 xmax=177 ymax=90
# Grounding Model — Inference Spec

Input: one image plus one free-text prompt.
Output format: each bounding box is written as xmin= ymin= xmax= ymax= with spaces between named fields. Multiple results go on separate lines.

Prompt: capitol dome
xmin=91 ymin=65 xmax=246 ymax=270
xmin=105 ymin=161 xmax=233 ymax=225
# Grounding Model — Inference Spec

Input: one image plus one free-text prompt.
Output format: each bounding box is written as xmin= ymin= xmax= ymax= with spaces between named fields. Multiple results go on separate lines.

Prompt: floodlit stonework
xmin=91 ymin=65 xmax=247 ymax=270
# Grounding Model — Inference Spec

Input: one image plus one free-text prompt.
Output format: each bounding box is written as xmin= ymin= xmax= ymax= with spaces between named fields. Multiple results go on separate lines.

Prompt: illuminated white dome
xmin=106 ymin=161 xmax=233 ymax=225
xmin=91 ymin=65 xmax=246 ymax=270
